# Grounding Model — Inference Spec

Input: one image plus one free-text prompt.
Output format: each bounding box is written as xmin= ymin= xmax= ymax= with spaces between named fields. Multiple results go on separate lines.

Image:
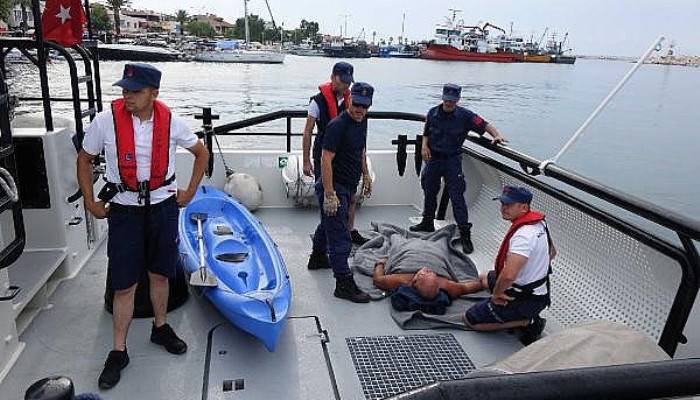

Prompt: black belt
xmin=507 ymin=269 xmax=552 ymax=305
xmin=109 ymin=195 xmax=176 ymax=215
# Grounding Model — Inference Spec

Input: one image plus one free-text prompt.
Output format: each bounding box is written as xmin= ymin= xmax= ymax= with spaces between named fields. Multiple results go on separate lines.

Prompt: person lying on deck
xmin=372 ymin=259 xmax=483 ymax=300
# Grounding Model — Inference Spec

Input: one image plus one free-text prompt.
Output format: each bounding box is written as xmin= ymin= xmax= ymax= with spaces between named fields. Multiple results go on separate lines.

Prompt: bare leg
xmin=348 ymin=195 xmax=357 ymax=231
xmin=112 ymin=284 xmax=137 ymax=351
xmin=148 ymin=271 xmax=169 ymax=327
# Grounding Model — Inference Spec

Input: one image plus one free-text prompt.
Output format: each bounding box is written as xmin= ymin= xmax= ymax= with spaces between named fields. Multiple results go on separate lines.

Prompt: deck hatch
xmin=346 ymin=333 xmax=475 ymax=400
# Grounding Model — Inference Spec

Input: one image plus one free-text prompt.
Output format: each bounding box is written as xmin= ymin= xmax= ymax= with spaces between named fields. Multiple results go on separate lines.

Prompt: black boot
xmin=98 ymin=349 xmax=129 ymax=390
xmin=307 ymin=250 xmax=330 ymax=270
xmin=520 ymin=316 xmax=547 ymax=346
xmin=350 ymin=229 xmax=369 ymax=246
xmin=459 ymin=223 xmax=474 ymax=254
xmin=334 ymin=276 xmax=371 ymax=303
xmin=151 ymin=323 xmax=188 ymax=354
xmin=409 ymin=217 xmax=435 ymax=232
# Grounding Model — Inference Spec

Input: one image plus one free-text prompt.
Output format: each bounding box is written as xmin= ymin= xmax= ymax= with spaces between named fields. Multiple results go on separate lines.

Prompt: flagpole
xmin=82 ymin=0 xmax=103 ymax=111
xmin=83 ymin=0 xmax=94 ymax=39
xmin=31 ymin=0 xmax=53 ymax=131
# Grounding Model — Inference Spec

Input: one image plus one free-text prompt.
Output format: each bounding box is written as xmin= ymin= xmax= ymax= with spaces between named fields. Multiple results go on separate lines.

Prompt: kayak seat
xmin=214 ymin=224 xmax=234 ymax=236
xmin=216 ymin=252 xmax=248 ymax=263
xmin=212 ymin=239 xmax=250 ymax=264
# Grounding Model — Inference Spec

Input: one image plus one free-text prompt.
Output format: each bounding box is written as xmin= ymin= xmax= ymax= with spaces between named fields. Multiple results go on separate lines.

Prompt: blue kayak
xmin=179 ymin=186 xmax=291 ymax=351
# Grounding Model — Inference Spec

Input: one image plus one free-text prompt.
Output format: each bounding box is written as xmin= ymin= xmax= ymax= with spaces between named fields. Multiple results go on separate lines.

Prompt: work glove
xmin=362 ymin=173 xmax=372 ymax=197
xmin=323 ymin=191 xmax=340 ymax=216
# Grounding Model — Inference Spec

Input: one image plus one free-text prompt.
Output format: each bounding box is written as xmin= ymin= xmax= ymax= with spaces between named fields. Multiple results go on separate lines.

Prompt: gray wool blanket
xmin=352 ymin=222 xmax=488 ymax=330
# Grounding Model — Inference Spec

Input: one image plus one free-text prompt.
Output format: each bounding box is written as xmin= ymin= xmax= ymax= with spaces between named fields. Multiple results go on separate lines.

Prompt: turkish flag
xmin=41 ymin=0 xmax=86 ymax=47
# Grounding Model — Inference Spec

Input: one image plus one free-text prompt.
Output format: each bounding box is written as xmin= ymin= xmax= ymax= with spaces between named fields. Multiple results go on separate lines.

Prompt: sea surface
xmin=8 ymin=56 xmax=699 ymax=220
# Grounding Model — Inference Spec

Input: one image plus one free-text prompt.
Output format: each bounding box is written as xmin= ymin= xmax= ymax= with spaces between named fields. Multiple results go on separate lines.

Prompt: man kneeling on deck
xmin=464 ymin=186 xmax=555 ymax=345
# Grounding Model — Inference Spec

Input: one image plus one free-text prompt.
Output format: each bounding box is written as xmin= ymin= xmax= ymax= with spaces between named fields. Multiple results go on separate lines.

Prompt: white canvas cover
xmin=486 ymin=320 xmax=669 ymax=374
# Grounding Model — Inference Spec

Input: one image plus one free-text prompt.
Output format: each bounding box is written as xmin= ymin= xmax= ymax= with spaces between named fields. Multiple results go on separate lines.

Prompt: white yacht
xmin=194 ymin=1 xmax=285 ymax=64
xmin=195 ymin=48 xmax=285 ymax=64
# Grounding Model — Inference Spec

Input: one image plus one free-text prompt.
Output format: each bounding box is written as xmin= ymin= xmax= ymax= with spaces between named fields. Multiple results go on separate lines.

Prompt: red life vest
xmin=494 ymin=210 xmax=546 ymax=277
xmin=111 ymin=98 xmax=171 ymax=191
xmin=318 ymin=81 xmax=350 ymax=120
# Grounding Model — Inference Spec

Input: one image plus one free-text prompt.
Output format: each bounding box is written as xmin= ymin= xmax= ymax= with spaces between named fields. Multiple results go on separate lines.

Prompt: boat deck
xmin=0 ymin=205 xmax=526 ymax=400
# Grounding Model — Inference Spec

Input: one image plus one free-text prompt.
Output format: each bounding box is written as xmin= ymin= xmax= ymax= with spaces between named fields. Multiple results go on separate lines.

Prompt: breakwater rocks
xmin=647 ymin=55 xmax=700 ymax=67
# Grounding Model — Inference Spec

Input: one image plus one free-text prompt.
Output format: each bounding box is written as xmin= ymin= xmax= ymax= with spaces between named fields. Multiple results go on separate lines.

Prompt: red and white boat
xmin=420 ymin=11 xmax=524 ymax=63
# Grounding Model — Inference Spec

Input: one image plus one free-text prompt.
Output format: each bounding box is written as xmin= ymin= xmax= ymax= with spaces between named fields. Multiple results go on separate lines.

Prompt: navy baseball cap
xmin=350 ymin=82 xmax=374 ymax=107
xmin=113 ymin=63 xmax=161 ymax=90
xmin=493 ymin=186 xmax=533 ymax=204
xmin=442 ymin=83 xmax=462 ymax=102
xmin=332 ymin=62 xmax=354 ymax=84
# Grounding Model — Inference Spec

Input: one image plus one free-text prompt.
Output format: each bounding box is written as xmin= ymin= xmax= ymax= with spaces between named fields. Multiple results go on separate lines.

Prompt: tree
xmin=106 ymin=0 xmax=131 ymax=39
xmin=299 ymin=19 xmax=319 ymax=40
xmin=232 ymin=14 xmax=279 ymax=43
xmin=90 ymin=4 xmax=112 ymax=33
xmin=186 ymin=21 xmax=215 ymax=38
xmin=280 ymin=19 xmax=321 ymax=44
xmin=175 ymin=9 xmax=188 ymax=35
xmin=224 ymin=29 xmax=237 ymax=39
xmin=0 ymin=0 xmax=13 ymax=24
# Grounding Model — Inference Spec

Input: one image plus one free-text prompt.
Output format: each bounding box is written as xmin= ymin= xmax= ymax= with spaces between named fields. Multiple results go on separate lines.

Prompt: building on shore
xmin=191 ymin=14 xmax=235 ymax=36
xmin=2 ymin=3 xmax=42 ymax=32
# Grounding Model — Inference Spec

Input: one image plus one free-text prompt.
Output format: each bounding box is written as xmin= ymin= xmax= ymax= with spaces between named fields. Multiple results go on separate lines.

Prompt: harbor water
xmin=8 ymin=56 xmax=699 ymax=220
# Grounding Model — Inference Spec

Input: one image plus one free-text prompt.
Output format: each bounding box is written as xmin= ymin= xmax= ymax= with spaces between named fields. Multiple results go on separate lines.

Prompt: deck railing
xmin=197 ymin=108 xmax=699 ymax=357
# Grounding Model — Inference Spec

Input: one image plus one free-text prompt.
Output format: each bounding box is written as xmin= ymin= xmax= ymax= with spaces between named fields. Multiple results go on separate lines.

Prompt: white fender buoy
xmin=224 ymin=172 xmax=263 ymax=211
xmin=280 ymin=154 xmax=316 ymax=206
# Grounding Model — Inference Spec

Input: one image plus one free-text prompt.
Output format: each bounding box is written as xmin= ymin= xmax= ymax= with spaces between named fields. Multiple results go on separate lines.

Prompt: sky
xmin=132 ymin=0 xmax=700 ymax=56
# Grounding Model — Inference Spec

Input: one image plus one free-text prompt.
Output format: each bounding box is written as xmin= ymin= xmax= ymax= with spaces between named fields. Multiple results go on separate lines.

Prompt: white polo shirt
xmin=508 ymin=221 xmax=551 ymax=295
xmin=307 ymin=94 xmax=344 ymax=120
xmin=82 ymin=108 xmax=199 ymax=206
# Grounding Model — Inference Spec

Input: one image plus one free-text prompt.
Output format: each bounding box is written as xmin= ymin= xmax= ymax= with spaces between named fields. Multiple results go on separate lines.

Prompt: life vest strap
xmin=100 ymin=174 xmax=176 ymax=205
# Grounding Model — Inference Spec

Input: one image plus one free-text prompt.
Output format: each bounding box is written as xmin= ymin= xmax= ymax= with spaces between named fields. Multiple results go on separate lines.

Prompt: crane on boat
xmin=537 ymin=27 xmax=549 ymax=50
xmin=559 ymin=32 xmax=572 ymax=53
xmin=482 ymin=22 xmax=506 ymax=36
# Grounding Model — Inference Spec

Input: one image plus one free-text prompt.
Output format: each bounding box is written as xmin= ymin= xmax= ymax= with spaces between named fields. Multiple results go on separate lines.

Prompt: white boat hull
xmin=195 ymin=50 xmax=285 ymax=64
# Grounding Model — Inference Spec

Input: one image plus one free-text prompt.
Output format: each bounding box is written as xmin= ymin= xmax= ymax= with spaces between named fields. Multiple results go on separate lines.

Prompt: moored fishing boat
xmin=420 ymin=12 xmax=524 ymax=62
xmin=421 ymin=44 xmax=522 ymax=62
xmin=523 ymin=53 xmax=553 ymax=63
xmin=97 ymin=43 xmax=186 ymax=62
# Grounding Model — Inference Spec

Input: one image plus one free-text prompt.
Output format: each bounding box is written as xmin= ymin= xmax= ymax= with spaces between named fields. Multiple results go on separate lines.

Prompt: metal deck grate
xmin=346 ymin=334 xmax=476 ymax=400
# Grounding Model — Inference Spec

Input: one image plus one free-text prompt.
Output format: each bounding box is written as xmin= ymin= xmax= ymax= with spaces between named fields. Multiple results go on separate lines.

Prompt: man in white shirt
xmin=76 ymin=63 xmax=209 ymax=390
xmin=463 ymin=186 xmax=555 ymax=345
